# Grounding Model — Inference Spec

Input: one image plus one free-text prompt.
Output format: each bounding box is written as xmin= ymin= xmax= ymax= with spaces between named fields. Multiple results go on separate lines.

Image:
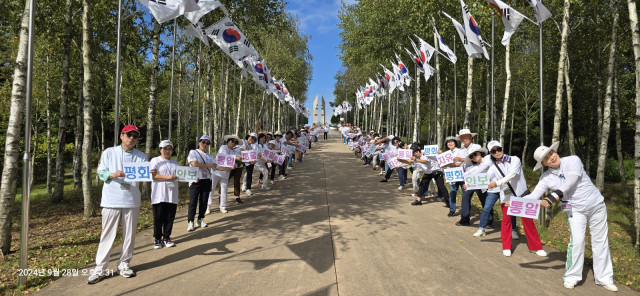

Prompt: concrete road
xmin=39 ymin=137 xmax=636 ymax=296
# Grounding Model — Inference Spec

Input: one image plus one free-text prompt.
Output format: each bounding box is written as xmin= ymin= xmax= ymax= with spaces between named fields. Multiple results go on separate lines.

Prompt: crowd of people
xmin=87 ymin=124 xmax=329 ymax=285
xmin=339 ymin=124 xmax=618 ymax=292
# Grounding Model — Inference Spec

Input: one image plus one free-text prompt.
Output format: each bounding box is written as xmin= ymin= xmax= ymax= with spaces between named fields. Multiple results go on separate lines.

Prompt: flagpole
xmin=491 ymin=12 xmax=495 ymax=140
xmin=454 ymin=35 xmax=457 ymax=133
xmin=168 ymin=18 xmax=177 ymax=141
xmin=19 ymin=0 xmax=37 ymax=288
xmin=113 ymin=0 xmax=122 ymax=146
xmin=539 ymin=20 xmax=544 ymax=146
xmin=196 ymin=41 xmax=202 ymax=146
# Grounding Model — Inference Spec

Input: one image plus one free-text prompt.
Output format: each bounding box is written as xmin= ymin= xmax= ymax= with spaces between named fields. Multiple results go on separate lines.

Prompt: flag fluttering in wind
xmin=138 ymin=0 xmax=199 ymax=24
xmin=395 ymin=53 xmax=412 ymax=86
xmin=183 ymin=0 xmax=223 ymax=24
xmin=432 ymin=24 xmax=457 ymax=64
xmin=487 ymin=0 xmax=525 ymax=45
xmin=460 ymin=0 xmax=490 ymax=59
xmin=405 ymin=47 xmax=424 ymax=73
xmin=442 ymin=11 xmax=487 ymax=59
xmin=205 ymin=17 xmax=259 ymax=67
xmin=526 ymin=0 xmax=552 ymax=24
xmin=185 ymin=20 xmax=210 ymax=46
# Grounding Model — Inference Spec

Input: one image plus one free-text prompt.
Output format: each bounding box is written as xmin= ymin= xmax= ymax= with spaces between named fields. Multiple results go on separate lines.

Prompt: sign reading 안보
xmin=241 ymin=150 xmax=257 ymax=163
xmin=437 ymin=151 xmax=455 ymax=167
xmin=443 ymin=167 xmax=465 ymax=183
xmin=216 ymin=153 xmax=236 ymax=168
xmin=176 ymin=166 xmax=199 ymax=182
xmin=397 ymin=149 xmax=412 ymax=160
xmin=424 ymin=145 xmax=438 ymax=156
xmin=464 ymin=173 xmax=490 ymax=190
xmin=507 ymin=197 xmax=541 ymax=219
xmin=123 ymin=162 xmax=153 ymax=182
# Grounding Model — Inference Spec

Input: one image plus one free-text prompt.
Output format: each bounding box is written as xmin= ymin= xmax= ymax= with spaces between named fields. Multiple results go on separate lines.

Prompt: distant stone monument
xmin=321 ymin=96 xmax=325 ymax=125
xmin=312 ymin=95 xmax=319 ymax=124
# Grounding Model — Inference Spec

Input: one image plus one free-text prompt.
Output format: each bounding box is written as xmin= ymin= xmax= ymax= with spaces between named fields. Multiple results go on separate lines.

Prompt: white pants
xmin=208 ymin=174 xmax=229 ymax=210
xmin=94 ymin=207 xmax=139 ymax=272
xmin=411 ymin=169 xmax=424 ymax=193
xmin=564 ymin=201 xmax=614 ymax=285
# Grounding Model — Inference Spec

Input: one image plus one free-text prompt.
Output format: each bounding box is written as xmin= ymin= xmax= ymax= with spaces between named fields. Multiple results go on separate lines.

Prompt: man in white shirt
xmin=452 ymin=129 xmax=490 ymax=227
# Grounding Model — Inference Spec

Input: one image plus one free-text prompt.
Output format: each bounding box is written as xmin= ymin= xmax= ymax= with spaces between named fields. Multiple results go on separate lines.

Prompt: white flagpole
xmin=491 ymin=12 xmax=495 ymax=140
xmin=454 ymin=35 xmax=457 ymax=133
xmin=168 ymin=18 xmax=177 ymax=140
xmin=113 ymin=0 xmax=122 ymax=146
xmin=19 ymin=0 xmax=37 ymax=288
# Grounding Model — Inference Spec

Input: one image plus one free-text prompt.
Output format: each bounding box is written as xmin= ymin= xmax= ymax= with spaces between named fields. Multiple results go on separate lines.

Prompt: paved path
xmin=40 ymin=137 xmax=636 ymax=295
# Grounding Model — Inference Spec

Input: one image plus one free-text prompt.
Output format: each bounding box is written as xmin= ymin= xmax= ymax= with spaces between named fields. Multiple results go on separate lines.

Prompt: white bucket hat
xmin=268 ymin=140 xmax=277 ymax=145
xmin=487 ymin=140 xmax=502 ymax=153
xmin=223 ymin=134 xmax=241 ymax=142
xmin=464 ymin=146 xmax=488 ymax=166
xmin=455 ymin=129 xmax=477 ymax=140
xmin=533 ymin=142 xmax=560 ymax=171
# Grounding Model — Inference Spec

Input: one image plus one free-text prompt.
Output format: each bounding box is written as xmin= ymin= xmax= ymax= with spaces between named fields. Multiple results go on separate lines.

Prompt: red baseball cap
xmin=121 ymin=124 xmax=140 ymax=135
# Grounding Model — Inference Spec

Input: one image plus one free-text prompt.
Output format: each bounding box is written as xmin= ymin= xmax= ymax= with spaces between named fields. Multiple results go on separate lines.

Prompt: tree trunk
xmin=565 ymin=54 xmax=576 ymax=155
xmin=508 ymin=98 xmax=515 ymax=154
xmin=552 ymin=0 xmax=570 ymax=144
xmin=596 ymin=2 xmax=619 ymax=191
xmin=143 ymin=22 xmax=160 ymax=199
xmin=414 ymin=68 xmax=421 ymax=143
xmin=81 ymin=0 xmax=95 ymax=219
xmin=235 ymin=76 xmax=243 ymax=135
xmin=73 ymin=87 xmax=84 ymax=189
xmin=46 ymin=55 xmax=52 ymax=194
xmin=483 ymin=67 xmax=490 ymax=146
xmin=0 ymin=0 xmax=31 ymax=256
xmin=51 ymin=0 xmax=75 ymax=203
xmin=463 ymin=58 xmax=474 ymax=128
xmin=222 ymin=63 xmax=229 ymax=136
xmin=627 ymin=0 xmax=640 ymax=250
xmin=435 ymin=33 xmax=443 ymax=147
xmin=499 ymin=41 xmax=511 ymax=145
xmin=614 ymin=73 xmax=629 ymax=200
xmin=522 ymin=91 xmax=531 ymax=169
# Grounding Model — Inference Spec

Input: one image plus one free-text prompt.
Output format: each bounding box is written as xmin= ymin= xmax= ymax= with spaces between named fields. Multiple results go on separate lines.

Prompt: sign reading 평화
xmin=123 ymin=162 xmax=153 ymax=182
xmin=443 ymin=167 xmax=464 ymax=183
xmin=424 ymin=145 xmax=438 ymax=156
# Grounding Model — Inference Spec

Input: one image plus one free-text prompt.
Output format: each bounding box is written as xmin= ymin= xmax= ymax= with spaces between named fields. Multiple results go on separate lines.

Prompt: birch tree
xmin=499 ymin=41 xmax=511 ymax=145
xmin=596 ymin=1 xmax=620 ymax=191
xmin=0 ymin=0 xmax=31 ymax=256
xmin=628 ymin=0 xmax=640 ymax=250
xmin=463 ymin=58 xmax=474 ymax=129
xmin=552 ymin=0 xmax=571 ymax=144
xmin=81 ymin=0 xmax=95 ymax=219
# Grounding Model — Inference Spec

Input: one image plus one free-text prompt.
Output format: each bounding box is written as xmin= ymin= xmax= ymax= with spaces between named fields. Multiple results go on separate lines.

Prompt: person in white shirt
xmin=89 ymin=125 xmax=155 ymax=284
xmin=452 ymin=129 xmax=489 ymax=227
xmin=149 ymin=140 xmax=179 ymax=249
xmin=187 ymin=135 xmax=218 ymax=231
xmin=407 ymin=146 xmax=449 ymax=206
xmin=208 ymin=136 xmax=240 ymax=214
xmin=241 ymin=133 xmax=258 ymax=195
xmin=254 ymin=133 xmax=272 ymax=190
xmin=441 ymin=137 xmax=461 ymax=217
xmin=525 ymin=142 xmax=617 ymax=292
xmin=223 ymin=135 xmax=245 ymax=205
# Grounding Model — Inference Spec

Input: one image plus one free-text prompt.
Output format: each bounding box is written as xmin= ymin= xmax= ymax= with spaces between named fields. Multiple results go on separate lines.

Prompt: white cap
xmin=487 ymin=140 xmax=502 ymax=153
xmin=199 ymin=135 xmax=211 ymax=141
xmin=159 ymin=140 xmax=174 ymax=148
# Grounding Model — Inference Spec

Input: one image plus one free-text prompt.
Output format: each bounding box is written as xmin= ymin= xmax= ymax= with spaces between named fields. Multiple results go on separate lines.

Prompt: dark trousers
xmin=188 ymin=179 xmax=212 ymax=222
xmin=460 ymin=188 xmax=491 ymax=225
xmin=229 ymin=167 xmax=242 ymax=197
xmin=397 ymin=167 xmax=408 ymax=186
xmin=153 ymin=202 xmax=177 ymax=240
xmin=245 ymin=164 xmax=254 ymax=190
xmin=323 ymin=132 xmax=328 ymax=140
xmin=384 ymin=167 xmax=395 ymax=179
xmin=417 ymin=171 xmax=449 ymax=201
xmin=279 ymin=157 xmax=287 ymax=176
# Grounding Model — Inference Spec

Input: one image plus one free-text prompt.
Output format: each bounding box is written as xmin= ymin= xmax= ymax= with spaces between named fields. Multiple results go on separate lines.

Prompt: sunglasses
xmin=124 ymin=132 xmax=139 ymax=139
xmin=470 ymin=152 xmax=484 ymax=158
xmin=490 ymin=147 xmax=503 ymax=154
xmin=201 ymin=141 xmax=211 ymax=145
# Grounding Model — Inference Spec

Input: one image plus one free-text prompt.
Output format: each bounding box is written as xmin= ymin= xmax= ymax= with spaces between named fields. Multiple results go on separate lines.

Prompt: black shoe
xmin=456 ymin=220 xmax=470 ymax=226
xmin=443 ymin=203 xmax=450 ymax=208
xmin=411 ymin=199 xmax=423 ymax=206
xmin=486 ymin=224 xmax=494 ymax=230
xmin=448 ymin=211 xmax=455 ymax=217
xmin=379 ymin=179 xmax=388 ymax=182
xmin=236 ymin=197 xmax=244 ymax=204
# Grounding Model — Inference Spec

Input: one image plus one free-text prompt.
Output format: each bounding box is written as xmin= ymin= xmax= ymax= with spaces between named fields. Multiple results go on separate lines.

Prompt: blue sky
xmin=286 ymin=0 xmax=355 ymax=124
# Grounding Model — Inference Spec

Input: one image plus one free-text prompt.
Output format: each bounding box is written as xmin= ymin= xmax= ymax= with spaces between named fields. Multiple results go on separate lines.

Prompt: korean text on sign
xmin=387 ymin=157 xmax=401 ymax=169
xmin=216 ymin=153 xmax=235 ymax=168
xmin=123 ymin=162 xmax=153 ymax=182
xmin=263 ymin=149 xmax=275 ymax=161
xmin=297 ymin=144 xmax=307 ymax=153
xmin=424 ymin=145 xmax=438 ymax=156
xmin=241 ymin=151 xmax=257 ymax=163
xmin=464 ymin=173 xmax=490 ymax=190
xmin=443 ymin=167 xmax=465 ymax=183
xmin=507 ymin=197 xmax=541 ymax=219
xmin=176 ymin=166 xmax=199 ymax=182
xmin=397 ymin=149 xmax=412 ymax=160
xmin=437 ymin=151 xmax=454 ymax=167
xmin=274 ymin=154 xmax=285 ymax=165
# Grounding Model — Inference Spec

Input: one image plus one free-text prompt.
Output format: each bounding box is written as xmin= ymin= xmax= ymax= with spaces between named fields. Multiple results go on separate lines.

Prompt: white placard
xmin=507 ymin=197 xmax=541 ymax=219
xmin=216 ymin=153 xmax=236 ymax=168
xmin=464 ymin=173 xmax=490 ymax=190
xmin=382 ymin=150 xmax=396 ymax=162
xmin=297 ymin=144 xmax=307 ymax=153
xmin=176 ymin=166 xmax=199 ymax=182
xmin=443 ymin=167 xmax=465 ymax=183
xmin=123 ymin=162 xmax=153 ymax=182
xmin=274 ymin=154 xmax=285 ymax=165
xmin=263 ymin=149 xmax=276 ymax=161
xmin=241 ymin=150 xmax=257 ymax=163
xmin=437 ymin=151 xmax=455 ymax=167
xmin=424 ymin=145 xmax=438 ymax=156
xmin=387 ymin=157 xmax=401 ymax=169
xmin=397 ymin=149 xmax=412 ymax=160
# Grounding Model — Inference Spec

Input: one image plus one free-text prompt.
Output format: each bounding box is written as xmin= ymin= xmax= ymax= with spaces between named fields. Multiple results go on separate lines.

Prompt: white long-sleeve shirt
xmin=97 ymin=146 xmax=147 ymax=208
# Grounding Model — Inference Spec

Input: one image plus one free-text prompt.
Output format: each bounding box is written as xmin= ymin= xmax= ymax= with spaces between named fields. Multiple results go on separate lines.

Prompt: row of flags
xmin=138 ymin=0 xmax=310 ymax=116
xmin=333 ymin=101 xmax=353 ymax=117
xmin=351 ymin=0 xmax=552 ymax=110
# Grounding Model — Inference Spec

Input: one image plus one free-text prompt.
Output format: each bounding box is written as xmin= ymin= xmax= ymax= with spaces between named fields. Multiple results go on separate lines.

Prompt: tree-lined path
xmin=38 ymin=137 xmax=636 ymax=295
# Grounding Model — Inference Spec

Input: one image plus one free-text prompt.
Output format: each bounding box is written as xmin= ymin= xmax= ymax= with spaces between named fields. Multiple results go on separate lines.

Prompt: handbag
xmin=493 ymin=161 xmax=529 ymax=197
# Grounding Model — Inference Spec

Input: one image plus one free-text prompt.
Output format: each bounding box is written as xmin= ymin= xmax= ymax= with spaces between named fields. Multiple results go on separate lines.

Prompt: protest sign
xmin=443 ymin=167 xmax=465 ymax=183
xmin=464 ymin=173 xmax=490 ymax=190
xmin=176 ymin=166 xmax=199 ymax=182
xmin=507 ymin=197 xmax=541 ymax=219
xmin=123 ymin=162 xmax=153 ymax=182
xmin=424 ymin=145 xmax=438 ymax=156
xmin=437 ymin=151 xmax=454 ymax=167
xmin=216 ymin=153 xmax=236 ymax=168
xmin=241 ymin=150 xmax=257 ymax=163
xmin=397 ymin=149 xmax=412 ymax=160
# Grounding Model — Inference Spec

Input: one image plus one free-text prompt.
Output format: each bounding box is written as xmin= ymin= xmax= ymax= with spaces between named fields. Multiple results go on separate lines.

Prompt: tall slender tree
xmin=81 ymin=0 xmax=94 ymax=219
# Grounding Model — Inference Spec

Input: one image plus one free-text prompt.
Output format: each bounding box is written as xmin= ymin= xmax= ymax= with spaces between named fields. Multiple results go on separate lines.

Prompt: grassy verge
xmin=467 ymin=167 xmax=639 ymax=291
xmin=1 ymin=174 xmax=190 ymax=295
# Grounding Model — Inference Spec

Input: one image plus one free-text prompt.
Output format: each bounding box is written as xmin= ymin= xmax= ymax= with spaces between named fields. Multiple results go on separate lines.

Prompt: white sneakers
xmin=378 ymin=171 xmax=384 ymax=175
xmin=473 ymin=229 xmax=486 ymax=237
xmin=563 ymin=282 xmax=575 ymax=289
xmin=397 ymin=186 xmax=403 ymax=190
xmin=278 ymin=175 xmax=286 ymax=180
xmin=601 ymin=284 xmax=618 ymax=292
xmin=531 ymin=250 xmax=547 ymax=257
xmin=246 ymin=189 xmax=253 ymax=196
xmin=220 ymin=208 xmax=228 ymax=214
xmin=187 ymin=222 xmax=194 ymax=231
xmin=205 ymin=208 xmax=211 ymax=215
xmin=512 ymin=230 xmax=519 ymax=240
xmin=503 ymin=250 xmax=512 ymax=257
xmin=198 ymin=218 xmax=208 ymax=228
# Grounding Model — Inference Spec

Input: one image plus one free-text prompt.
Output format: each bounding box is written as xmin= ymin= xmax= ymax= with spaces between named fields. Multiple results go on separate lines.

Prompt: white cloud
xmin=287 ymin=0 xmax=347 ymax=34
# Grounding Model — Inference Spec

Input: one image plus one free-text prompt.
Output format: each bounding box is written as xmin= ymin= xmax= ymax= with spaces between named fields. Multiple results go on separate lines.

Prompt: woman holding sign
xmin=475 ymin=141 xmax=545 ymax=258
xmin=526 ymin=143 xmax=617 ymax=292
xmin=187 ymin=135 xmax=218 ymax=231
xmin=208 ymin=135 xmax=242 ymax=214
xmin=254 ymin=133 xmax=271 ymax=190
xmin=441 ymin=137 xmax=461 ymax=217
xmin=150 ymin=140 xmax=179 ymax=249
xmin=241 ymin=133 xmax=258 ymax=196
